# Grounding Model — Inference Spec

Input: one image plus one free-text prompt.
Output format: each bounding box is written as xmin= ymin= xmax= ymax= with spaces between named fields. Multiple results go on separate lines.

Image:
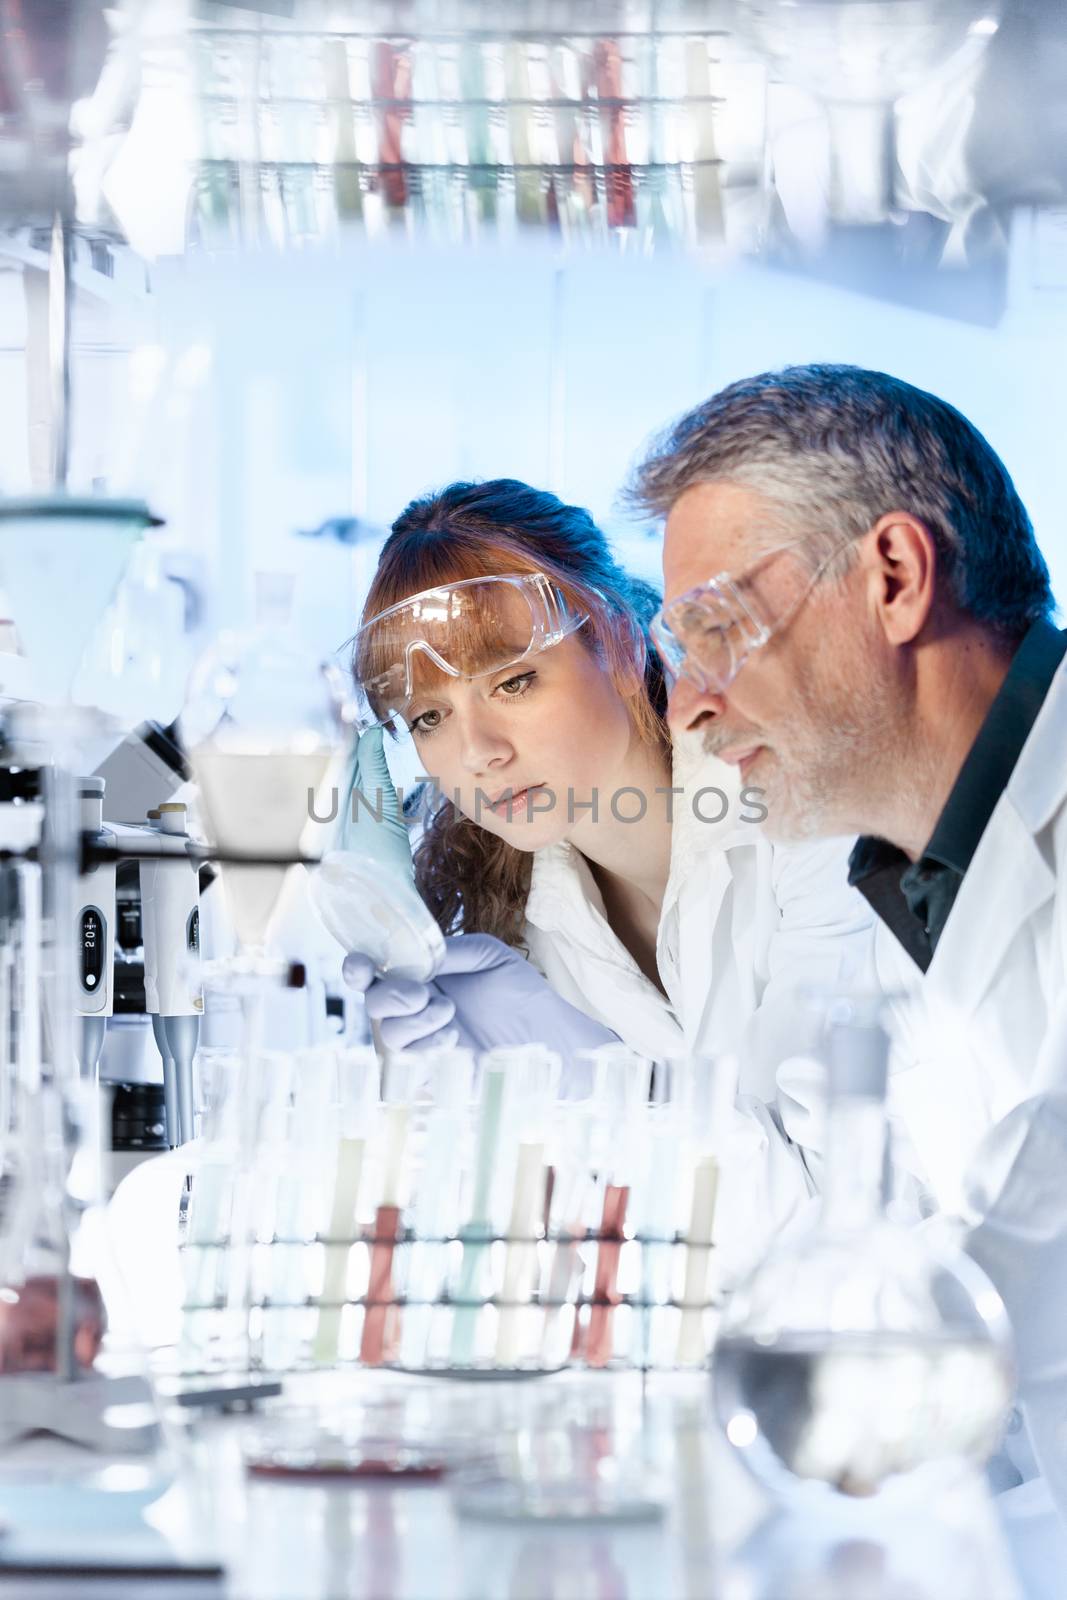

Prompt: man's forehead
xmin=661 ymin=481 xmax=770 ymax=602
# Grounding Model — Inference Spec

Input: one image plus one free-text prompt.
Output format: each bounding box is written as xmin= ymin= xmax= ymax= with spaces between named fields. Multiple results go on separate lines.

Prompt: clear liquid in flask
xmin=714 ymin=1329 xmax=1012 ymax=1498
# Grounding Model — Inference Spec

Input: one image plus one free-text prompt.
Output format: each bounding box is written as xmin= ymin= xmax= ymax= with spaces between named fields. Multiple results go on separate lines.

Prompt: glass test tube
xmin=495 ymin=1047 xmax=560 ymax=1367
xmin=360 ymin=1055 xmax=418 ymax=1366
xmin=632 ymin=1060 xmax=680 ymax=1369
xmin=267 ymin=1046 xmax=336 ymax=1365
xmin=676 ymin=1055 xmax=738 ymax=1367
xmin=583 ymin=1047 xmax=648 ymax=1368
xmin=539 ymin=1102 xmax=593 ymax=1367
xmin=219 ymin=1044 xmax=278 ymax=1368
xmin=313 ymin=1046 xmax=378 ymax=1364
xmin=399 ymin=1048 xmax=474 ymax=1369
xmin=245 ymin=1053 xmax=294 ymax=1369
xmin=263 ymin=1051 xmax=332 ymax=1371
xmin=449 ymin=1061 xmax=508 ymax=1367
xmin=179 ymin=1046 xmax=246 ymax=1369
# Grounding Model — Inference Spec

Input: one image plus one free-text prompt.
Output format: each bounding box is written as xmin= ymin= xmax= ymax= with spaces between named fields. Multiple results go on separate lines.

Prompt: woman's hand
xmin=343 ymin=932 xmax=620 ymax=1056
xmin=335 ymin=725 xmax=413 ymax=881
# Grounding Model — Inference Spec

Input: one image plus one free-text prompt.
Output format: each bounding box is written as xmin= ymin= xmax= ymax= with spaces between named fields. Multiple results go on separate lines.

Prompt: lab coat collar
xmin=924 ymin=657 xmax=1066 ymax=1013
xmin=525 ymin=834 xmax=609 ymax=944
xmin=1007 ymin=650 xmax=1067 ymax=835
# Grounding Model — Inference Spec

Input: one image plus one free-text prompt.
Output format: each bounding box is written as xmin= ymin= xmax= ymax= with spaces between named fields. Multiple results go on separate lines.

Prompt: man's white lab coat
xmin=522 ymin=743 xmax=876 ymax=1280
xmin=872 ymin=656 xmax=1067 ymax=1513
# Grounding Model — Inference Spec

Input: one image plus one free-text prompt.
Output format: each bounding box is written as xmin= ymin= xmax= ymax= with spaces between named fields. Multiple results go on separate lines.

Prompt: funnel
xmin=0 ymin=497 xmax=159 ymax=706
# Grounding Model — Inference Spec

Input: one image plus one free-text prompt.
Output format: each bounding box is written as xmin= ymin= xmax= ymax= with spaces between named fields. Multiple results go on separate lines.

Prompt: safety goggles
xmin=351 ymin=571 xmax=590 ymax=730
xmin=650 ymin=539 xmax=853 ymax=695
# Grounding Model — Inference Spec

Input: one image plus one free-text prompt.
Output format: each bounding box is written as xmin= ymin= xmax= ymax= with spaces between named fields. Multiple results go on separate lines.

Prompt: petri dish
xmin=310 ymin=850 xmax=445 ymax=983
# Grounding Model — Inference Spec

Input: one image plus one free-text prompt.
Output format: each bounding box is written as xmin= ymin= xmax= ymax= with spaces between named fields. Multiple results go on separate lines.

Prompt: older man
xmin=636 ymin=362 xmax=1067 ymax=1510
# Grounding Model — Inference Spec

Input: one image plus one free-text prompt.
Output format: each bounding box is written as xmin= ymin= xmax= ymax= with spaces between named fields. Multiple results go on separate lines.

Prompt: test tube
xmin=675 ymin=1055 xmax=738 ymax=1367
xmin=684 ymin=38 xmax=724 ymax=240
xmin=632 ymin=1059 xmax=681 ymax=1370
xmin=264 ymin=1045 xmax=335 ymax=1370
xmin=399 ymin=1048 xmax=474 ymax=1369
xmin=459 ymin=41 xmax=495 ymax=224
xmin=539 ymin=1102 xmax=593 ymax=1366
xmin=505 ymin=43 xmax=545 ymax=225
xmin=494 ymin=1048 xmax=561 ymax=1367
xmin=179 ymin=1047 xmax=242 ymax=1367
xmin=258 ymin=1054 xmax=297 ymax=1367
xmin=360 ymin=1054 xmax=418 ymax=1366
xmin=583 ymin=1047 xmax=648 ymax=1368
xmin=221 ymin=1048 xmax=279 ymax=1366
xmin=449 ymin=1059 xmax=508 ymax=1367
xmin=592 ymin=38 xmax=636 ymax=229
xmin=312 ymin=1045 xmax=378 ymax=1364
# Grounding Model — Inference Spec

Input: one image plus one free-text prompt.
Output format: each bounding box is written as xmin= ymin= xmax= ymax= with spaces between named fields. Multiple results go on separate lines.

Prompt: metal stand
xmin=0 ymin=1371 xmax=159 ymax=1453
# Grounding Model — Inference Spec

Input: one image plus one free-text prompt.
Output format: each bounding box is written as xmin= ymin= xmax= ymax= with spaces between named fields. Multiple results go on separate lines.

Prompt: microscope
xmin=0 ymin=716 xmax=207 ymax=1168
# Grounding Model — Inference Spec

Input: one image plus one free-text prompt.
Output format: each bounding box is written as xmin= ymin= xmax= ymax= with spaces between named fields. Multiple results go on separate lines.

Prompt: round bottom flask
xmin=712 ymin=1004 xmax=1013 ymax=1500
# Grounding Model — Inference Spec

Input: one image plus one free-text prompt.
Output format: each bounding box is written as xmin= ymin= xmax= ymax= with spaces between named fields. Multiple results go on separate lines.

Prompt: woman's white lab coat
xmin=521 ymin=744 xmax=877 ymax=1281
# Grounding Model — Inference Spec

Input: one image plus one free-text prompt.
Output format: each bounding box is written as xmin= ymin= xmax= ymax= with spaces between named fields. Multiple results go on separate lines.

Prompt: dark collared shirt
xmin=848 ymin=617 xmax=1067 ymax=973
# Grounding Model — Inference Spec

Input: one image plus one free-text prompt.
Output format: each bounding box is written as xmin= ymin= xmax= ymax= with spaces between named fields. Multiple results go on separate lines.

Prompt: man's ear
xmin=857 ymin=512 xmax=938 ymax=646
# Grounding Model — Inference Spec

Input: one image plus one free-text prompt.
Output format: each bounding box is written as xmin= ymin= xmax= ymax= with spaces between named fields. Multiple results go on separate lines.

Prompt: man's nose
xmin=667 ymin=674 xmax=726 ymax=738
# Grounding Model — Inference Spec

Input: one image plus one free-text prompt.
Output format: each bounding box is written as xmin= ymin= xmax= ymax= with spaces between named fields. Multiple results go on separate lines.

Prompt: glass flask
xmin=712 ymin=1000 xmax=1014 ymax=1500
xmin=180 ymin=573 xmax=351 ymax=975
xmin=734 ymin=0 xmax=995 ymax=228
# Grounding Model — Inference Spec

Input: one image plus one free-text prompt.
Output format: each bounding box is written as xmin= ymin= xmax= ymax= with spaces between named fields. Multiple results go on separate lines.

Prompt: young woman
xmin=342 ymin=480 xmax=875 ymax=1275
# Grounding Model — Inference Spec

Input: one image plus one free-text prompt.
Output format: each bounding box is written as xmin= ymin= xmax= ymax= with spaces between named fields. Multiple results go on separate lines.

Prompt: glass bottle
xmin=712 ymin=1000 xmax=1013 ymax=1499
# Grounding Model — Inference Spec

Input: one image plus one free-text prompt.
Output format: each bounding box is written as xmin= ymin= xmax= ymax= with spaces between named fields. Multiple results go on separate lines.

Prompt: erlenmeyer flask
xmin=712 ymin=999 xmax=1013 ymax=1499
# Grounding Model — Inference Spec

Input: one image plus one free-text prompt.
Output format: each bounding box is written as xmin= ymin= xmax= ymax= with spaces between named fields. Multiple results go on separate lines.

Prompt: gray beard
xmin=699 ymin=671 xmax=928 ymax=846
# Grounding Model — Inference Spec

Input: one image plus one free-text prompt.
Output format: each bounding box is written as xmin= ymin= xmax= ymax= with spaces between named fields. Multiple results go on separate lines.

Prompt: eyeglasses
xmin=351 ymin=571 xmax=590 ymax=731
xmin=650 ymin=539 xmax=854 ymax=695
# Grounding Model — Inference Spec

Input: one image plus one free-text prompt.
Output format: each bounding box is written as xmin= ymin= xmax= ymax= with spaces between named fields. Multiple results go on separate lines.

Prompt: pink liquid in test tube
xmin=585 ymin=1183 xmax=629 ymax=1368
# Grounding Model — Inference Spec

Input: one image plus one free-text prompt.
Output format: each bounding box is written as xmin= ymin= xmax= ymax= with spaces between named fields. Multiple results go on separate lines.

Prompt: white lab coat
xmin=871 ymin=654 xmax=1067 ymax=1518
xmin=521 ymin=742 xmax=877 ymax=1280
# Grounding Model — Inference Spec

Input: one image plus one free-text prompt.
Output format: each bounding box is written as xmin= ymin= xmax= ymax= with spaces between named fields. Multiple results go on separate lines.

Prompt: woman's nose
xmin=457 ymin=707 xmax=514 ymax=775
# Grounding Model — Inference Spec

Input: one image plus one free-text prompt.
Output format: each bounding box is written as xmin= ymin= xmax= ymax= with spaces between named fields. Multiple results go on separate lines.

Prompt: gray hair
xmin=629 ymin=364 xmax=1053 ymax=636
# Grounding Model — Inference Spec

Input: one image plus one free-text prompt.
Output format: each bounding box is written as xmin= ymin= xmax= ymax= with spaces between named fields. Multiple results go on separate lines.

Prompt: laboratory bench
xmin=0 ymin=1367 xmax=1034 ymax=1600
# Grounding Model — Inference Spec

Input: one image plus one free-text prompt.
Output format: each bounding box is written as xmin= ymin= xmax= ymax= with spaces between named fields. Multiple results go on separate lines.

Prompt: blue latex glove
xmin=334 ymin=725 xmax=413 ymax=881
xmin=343 ymin=932 xmax=621 ymax=1055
